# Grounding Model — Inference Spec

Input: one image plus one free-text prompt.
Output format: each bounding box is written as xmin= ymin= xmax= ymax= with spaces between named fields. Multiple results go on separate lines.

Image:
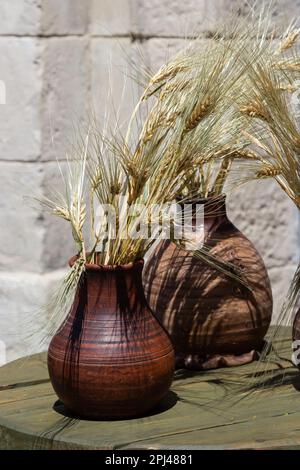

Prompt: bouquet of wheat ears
xmin=28 ymin=2 xmax=300 ymax=399
xmin=127 ymin=2 xmax=300 ymax=392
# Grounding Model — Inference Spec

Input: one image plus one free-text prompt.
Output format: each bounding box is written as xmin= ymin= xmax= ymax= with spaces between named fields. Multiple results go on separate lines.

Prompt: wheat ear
xmin=278 ymin=30 xmax=299 ymax=53
xmin=149 ymin=64 xmax=187 ymax=87
xmin=185 ymin=97 xmax=211 ymax=132
xmin=278 ymin=84 xmax=298 ymax=93
xmin=240 ymin=102 xmax=270 ymax=121
xmin=273 ymin=60 xmax=300 ymax=72
xmin=256 ymin=165 xmax=282 ymax=178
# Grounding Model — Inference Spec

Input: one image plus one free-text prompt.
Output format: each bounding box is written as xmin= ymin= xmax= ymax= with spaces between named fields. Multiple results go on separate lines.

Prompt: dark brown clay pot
xmin=143 ymin=196 xmax=273 ymax=370
xmin=293 ymin=307 xmax=300 ymax=368
xmin=48 ymin=258 xmax=175 ymax=420
xmin=293 ymin=310 xmax=300 ymax=338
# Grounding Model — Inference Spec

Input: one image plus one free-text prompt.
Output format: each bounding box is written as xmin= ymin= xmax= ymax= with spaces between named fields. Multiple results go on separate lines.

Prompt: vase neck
xmin=178 ymin=195 xmax=229 ymax=236
xmin=183 ymin=195 xmax=226 ymax=214
xmin=72 ymin=261 xmax=147 ymax=319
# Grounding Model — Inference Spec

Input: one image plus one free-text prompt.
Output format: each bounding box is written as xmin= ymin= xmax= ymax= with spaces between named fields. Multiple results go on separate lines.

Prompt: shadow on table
xmin=173 ymin=348 xmax=300 ymax=412
xmin=52 ymin=390 xmax=179 ymax=421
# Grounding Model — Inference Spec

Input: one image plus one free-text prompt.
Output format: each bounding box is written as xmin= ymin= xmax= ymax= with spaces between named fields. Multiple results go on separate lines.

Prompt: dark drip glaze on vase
xmin=48 ymin=258 xmax=175 ymax=419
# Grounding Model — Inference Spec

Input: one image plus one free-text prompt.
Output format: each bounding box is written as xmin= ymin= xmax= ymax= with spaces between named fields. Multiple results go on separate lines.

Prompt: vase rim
xmin=69 ymin=254 xmax=144 ymax=272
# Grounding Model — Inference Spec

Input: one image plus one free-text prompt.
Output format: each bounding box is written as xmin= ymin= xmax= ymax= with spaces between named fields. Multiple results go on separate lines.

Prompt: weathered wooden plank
xmin=0 ymin=352 xmax=49 ymax=389
xmin=0 ymin=327 xmax=299 ymax=450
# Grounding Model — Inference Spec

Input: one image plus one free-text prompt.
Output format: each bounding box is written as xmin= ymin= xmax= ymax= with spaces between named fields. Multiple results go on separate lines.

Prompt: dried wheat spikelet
xmin=278 ymin=30 xmax=299 ymax=52
xmin=149 ymin=64 xmax=188 ymax=87
xmin=214 ymin=147 xmax=263 ymax=161
xmin=110 ymin=182 xmax=122 ymax=196
xmin=163 ymin=111 xmax=181 ymax=128
xmin=124 ymin=159 xmax=140 ymax=180
xmin=141 ymin=109 xmax=165 ymax=143
xmin=240 ymin=102 xmax=270 ymax=121
xmin=159 ymin=80 xmax=189 ymax=101
xmin=229 ymin=149 xmax=264 ymax=161
xmin=53 ymin=206 xmax=71 ymax=221
xmin=278 ymin=84 xmax=298 ymax=93
xmin=91 ymin=168 xmax=102 ymax=190
xmin=279 ymin=29 xmax=299 ymax=52
xmin=185 ymin=97 xmax=212 ymax=132
xmin=72 ymin=195 xmax=86 ymax=219
xmin=273 ymin=60 xmax=300 ymax=71
xmin=255 ymin=165 xmax=282 ymax=178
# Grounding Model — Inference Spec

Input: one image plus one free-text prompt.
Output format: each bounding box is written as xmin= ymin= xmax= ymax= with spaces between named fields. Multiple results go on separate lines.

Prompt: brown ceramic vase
xmin=143 ymin=196 xmax=273 ymax=370
xmin=48 ymin=257 xmax=175 ymax=420
xmin=292 ymin=304 xmax=300 ymax=368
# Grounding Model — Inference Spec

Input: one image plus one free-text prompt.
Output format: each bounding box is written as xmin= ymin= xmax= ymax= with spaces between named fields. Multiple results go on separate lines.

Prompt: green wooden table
xmin=0 ymin=328 xmax=300 ymax=450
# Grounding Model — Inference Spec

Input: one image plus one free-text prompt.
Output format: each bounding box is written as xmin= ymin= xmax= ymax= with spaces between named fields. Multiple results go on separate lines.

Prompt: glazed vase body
xmin=143 ymin=196 xmax=273 ymax=370
xmin=293 ymin=310 xmax=300 ymax=340
xmin=48 ymin=259 xmax=175 ymax=419
xmin=293 ymin=310 xmax=300 ymax=361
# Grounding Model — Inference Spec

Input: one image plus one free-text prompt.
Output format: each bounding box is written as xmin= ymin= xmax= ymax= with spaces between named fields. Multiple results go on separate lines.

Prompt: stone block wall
xmin=0 ymin=0 xmax=299 ymax=363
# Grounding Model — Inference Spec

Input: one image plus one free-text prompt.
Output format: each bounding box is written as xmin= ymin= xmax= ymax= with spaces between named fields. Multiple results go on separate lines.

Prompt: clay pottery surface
xmin=293 ymin=310 xmax=300 ymax=340
xmin=293 ymin=307 xmax=300 ymax=369
xmin=48 ymin=257 xmax=175 ymax=420
xmin=143 ymin=196 xmax=273 ymax=370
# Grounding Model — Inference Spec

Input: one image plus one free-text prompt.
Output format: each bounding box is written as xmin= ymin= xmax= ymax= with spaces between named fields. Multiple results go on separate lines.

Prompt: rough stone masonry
xmin=0 ymin=0 xmax=299 ymax=363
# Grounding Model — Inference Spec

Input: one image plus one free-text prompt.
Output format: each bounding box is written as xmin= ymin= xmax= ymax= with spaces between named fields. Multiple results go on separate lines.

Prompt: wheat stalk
xmin=213 ymin=157 xmax=233 ymax=195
